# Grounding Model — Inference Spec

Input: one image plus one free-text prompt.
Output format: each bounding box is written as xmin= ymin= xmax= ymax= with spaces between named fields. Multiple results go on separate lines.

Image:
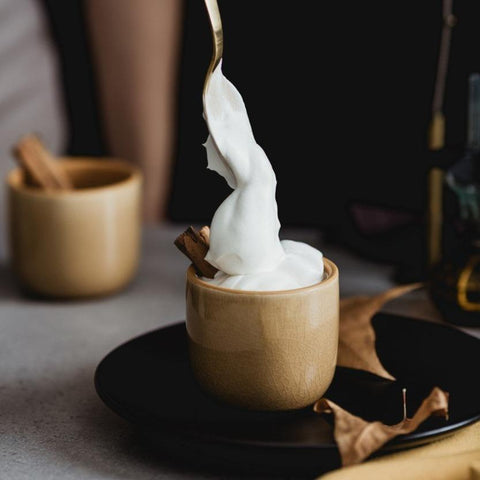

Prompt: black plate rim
xmin=94 ymin=316 xmax=480 ymax=451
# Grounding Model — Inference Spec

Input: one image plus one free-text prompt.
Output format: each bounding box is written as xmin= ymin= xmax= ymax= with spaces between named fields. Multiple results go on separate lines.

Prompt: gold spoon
xmin=203 ymin=0 xmax=223 ymax=98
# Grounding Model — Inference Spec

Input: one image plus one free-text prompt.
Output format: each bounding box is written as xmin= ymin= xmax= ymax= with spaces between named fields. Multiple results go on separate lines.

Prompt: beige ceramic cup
xmin=186 ymin=258 xmax=339 ymax=411
xmin=7 ymin=158 xmax=142 ymax=298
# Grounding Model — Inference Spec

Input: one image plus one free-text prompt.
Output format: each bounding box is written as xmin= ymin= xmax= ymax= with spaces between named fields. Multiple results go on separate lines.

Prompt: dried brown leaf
xmin=314 ymin=387 xmax=449 ymax=466
xmin=338 ymin=283 xmax=423 ymax=380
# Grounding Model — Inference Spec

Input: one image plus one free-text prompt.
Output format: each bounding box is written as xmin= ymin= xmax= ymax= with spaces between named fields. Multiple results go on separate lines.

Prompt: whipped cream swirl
xmin=202 ymin=62 xmax=324 ymax=291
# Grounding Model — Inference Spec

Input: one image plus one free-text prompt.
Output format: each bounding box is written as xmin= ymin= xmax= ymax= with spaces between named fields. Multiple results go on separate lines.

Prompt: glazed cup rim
xmin=186 ymin=257 xmax=338 ymax=295
xmin=7 ymin=157 xmax=142 ymax=198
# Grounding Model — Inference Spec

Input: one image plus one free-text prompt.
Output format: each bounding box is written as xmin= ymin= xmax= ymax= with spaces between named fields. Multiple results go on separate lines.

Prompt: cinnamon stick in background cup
xmin=7 ymin=144 xmax=142 ymax=298
xmin=13 ymin=134 xmax=74 ymax=190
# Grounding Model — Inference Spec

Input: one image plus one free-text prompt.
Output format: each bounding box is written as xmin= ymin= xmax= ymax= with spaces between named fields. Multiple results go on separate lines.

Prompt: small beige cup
xmin=7 ymin=158 xmax=142 ymax=298
xmin=186 ymin=259 xmax=339 ymax=411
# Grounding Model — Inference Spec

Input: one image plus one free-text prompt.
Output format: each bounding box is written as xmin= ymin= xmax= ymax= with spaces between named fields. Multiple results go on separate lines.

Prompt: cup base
xmin=188 ymin=337 xmax=337 ymax=412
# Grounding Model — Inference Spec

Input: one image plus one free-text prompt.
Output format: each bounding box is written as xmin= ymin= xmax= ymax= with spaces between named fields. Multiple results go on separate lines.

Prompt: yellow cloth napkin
xmin=318 ymin=421 xmax=480 ymax=480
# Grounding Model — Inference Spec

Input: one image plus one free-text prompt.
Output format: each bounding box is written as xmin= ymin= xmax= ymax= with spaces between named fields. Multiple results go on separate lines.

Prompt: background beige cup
xmin=7 ymin=157 xmax=142 ymax=298
xmin=186 ymin=259 xmax=339 ymax=411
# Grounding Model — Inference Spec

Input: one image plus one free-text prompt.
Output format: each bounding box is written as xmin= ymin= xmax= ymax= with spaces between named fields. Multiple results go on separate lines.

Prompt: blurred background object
xmin=0 ymin=0 xmax=67 ymax=254
xmin=84 ymin=0 xmax=183 ymax=223
xmin=2 ymin=0 xmax=480 ymax=282
xmin=428 ymin=73 xmax=480 ymax=326
xmin=8 ymin=155 xmax=142 ymax=298
xmin=42 ymin=0 xmax=183 ymax=223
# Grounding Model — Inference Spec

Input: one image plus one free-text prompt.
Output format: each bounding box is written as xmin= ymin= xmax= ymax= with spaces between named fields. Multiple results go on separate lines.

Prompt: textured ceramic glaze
xmin=186 ymin=258 xmax=339 ymax=411
xmin=7 ymin=158 xmax=142 ymax=298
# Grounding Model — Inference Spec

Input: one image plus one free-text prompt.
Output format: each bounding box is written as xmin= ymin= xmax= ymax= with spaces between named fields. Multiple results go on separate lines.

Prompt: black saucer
xmin=94 ymin=313 xmax=480 ymax=476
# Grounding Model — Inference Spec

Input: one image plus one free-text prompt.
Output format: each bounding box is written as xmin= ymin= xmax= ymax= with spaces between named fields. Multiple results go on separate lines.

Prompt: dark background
xmin=41 ymin=0 xmax=480 ymax=279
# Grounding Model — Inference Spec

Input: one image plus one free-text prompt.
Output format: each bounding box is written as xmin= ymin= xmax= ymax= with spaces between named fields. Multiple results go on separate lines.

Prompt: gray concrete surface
xmin=0 ymin=223 xmax=478 ymax=479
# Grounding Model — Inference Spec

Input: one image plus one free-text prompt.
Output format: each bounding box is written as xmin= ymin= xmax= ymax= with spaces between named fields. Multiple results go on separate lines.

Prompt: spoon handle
xmin=203 ymin=0 xmax=223 ymax=96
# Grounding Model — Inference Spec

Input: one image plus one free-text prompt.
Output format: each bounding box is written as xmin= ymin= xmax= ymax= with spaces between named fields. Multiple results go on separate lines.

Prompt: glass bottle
xmin=428 ymin=73 xmax=480 ymax=326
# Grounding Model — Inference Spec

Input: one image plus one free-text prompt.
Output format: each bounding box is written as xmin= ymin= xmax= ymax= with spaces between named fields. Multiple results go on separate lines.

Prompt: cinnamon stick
xmin=12 ymin=134 xmax=73 ymax=190
xmin=174 ymin=226 xmax=218 ymax=278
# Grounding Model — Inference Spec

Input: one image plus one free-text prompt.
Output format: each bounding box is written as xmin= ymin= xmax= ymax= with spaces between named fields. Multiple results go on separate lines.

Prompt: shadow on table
xmin=0 ymin=262 xmax=22 ymax=299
